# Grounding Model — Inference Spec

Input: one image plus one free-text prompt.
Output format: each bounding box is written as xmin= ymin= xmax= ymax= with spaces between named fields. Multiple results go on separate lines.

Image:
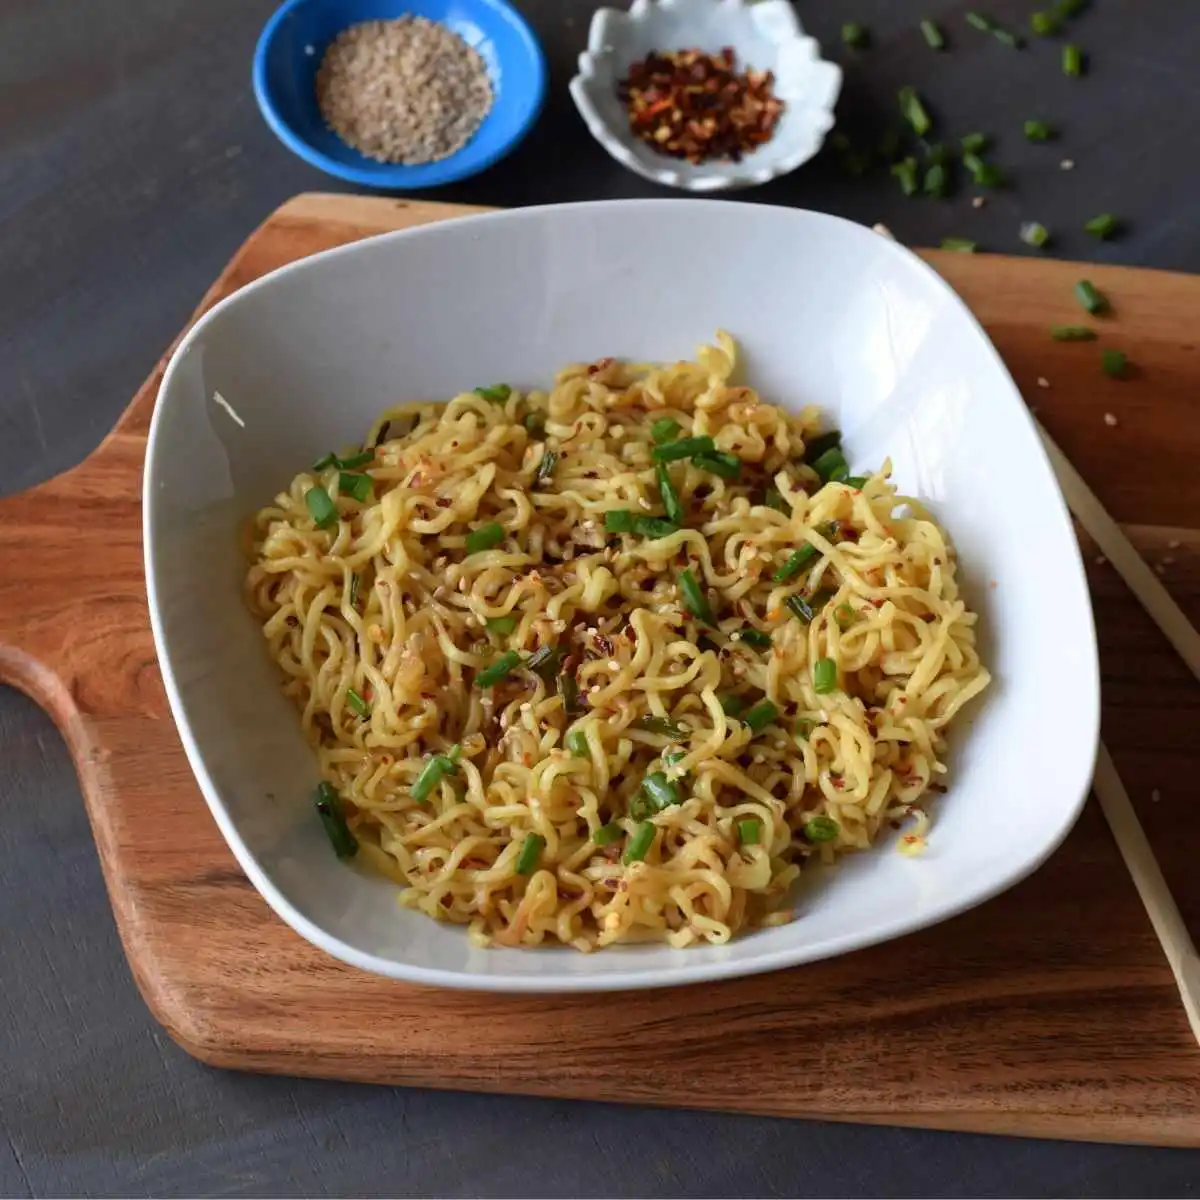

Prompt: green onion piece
xmin=411 ymin=756 xmax=447 ymax=804
xmin=652 ymin=435 xmax=716 ymax=463
xmin=1074 ymin=280 xmax=1107 ymax=315
xmin=962 ymin=152 xmax=1003 ymax=187
xmin=642 ymin=771 xmax=682 ymax=812
xmin=534 ymin=450 xmax=558 ymax=487
xmin=593 ymin=823 xmax=623 ymax=847
xmin=336 ymin=450 xmax=374 ymax=470
xmin=525 ymin=644 xmax=558 ymax=679
xmin=312 ymin=451 xmax=337 ymax=472
xmin=632 ymin=516 xmax=680 ymax=540
xmin=466 ymin=522 xmax=505 ymax=555
xmin=737 ymin=628 xmax=773 ymax=649
xmin=813 ymin=658 xmax=838 ymax=694
xmin=941 ymin=238 xmax=978 ymax=254
xmin=804 ymin=816 xmax=841 ymax=843
xmin=1021 ymin=222 xmax=1051 ymax=248
xmin=305 ymin=486 xmax=337 ymax=530
xmin=1063 ymin=42 xmax=1083 ymax=76
xmin=346 ymin=687 xmax=370 ymax=717
xmin=991 ymin=26 xmax=1022 ymax=47
xmin=898 ymin=87 xmax=931 ymax=137
xmin=965 ymin=11 xmax=992 ymax=31
xmin=892 ymin=156 xmax=919 ymax=196
xmin=960 ymin=132 xmax=988 ymax=153
xmin=1058 ymin=0 xmax=1086 ymax=14
xmin=656 ymin=462 xmax=684 ymax=525
xmin=763 ymin=485 xmax=788 ymax=513
xmin=664 ymin=751 xmax=686 ymax=768
xmin=830 ymin=463 xmax=851 ymax=483
xmin=773 ymin=543 xmax=819 ymax=584
xmin=923 ymin=162 xmax=949 ymax=197
xmin=338 ymin=471 xmax=372 ymax=502
xmin=720 ymin=694 xmax=747 ymax=717
xmin=811 ymin=446 xmax=848 ymax=483
xmin=477 ymin=650 xmax=522 ymax=688
xmin=835 ymin=602 xmax=857 ymax=629
xmin=474 ymin=383 xmax=511 ymax=403
xmin=678 ymin=567 xmax=712 ymax=624
xmin=844 ymin=475 xmax=870 ymax=488
xmin=1031 ymin=10 xmax=1060 ymax=34
xmin=624 ymin=822 xmax=656 ymax=864
xmin=652 ymin=417 xmax=682 ymax=444
xmin=693 ymin=450 xmax=741 ymax=480
xmin=842 ymin=22 xmax=869 ymax=47
xmin=486 ymin=615 xmax=518 ymax=636
xmin=786 ymin=594 xmax=817 ymax=624
xmin=1023 ymin=119 xmax=1054 ymax=141
xmin=743 ymin=700 xmax=779 ymax=734
xmin=605 ymin=509 xmax=635 ymax=533
xmin=924 ymin=141 xmax=950 ymax=166
xmin=349 ymin=573 xmax=361 ymax=608
xmin=635 ymin=715 xmax=686 ymax=740
xmin=803 ymin=430 xmax=842 ymax=462
xmin=516 ymin=833 xmax=545 ymax=875
xmin=558 ymin=672 xmax=583 ymax=716
xmin=795 ymin=718 xmax=815 ymax=741
xmin=920 ymin=19 xmax=944 ymax=49
xmin=566 ymin=729 xmax=589 ymax=757
xmin=1051 ymin=325 xmax=1098 ymax=341
xmin=737 ymin=817 xmax=762 ymax=846
xmin=1085 ymin=213 xmax=1119 ymax=239
xmin=314 ymin=782 xmax=358 ymax=858
xmin=1102 ymin=349 xmax=1128 ymax=379
xmin=523 ymin=412 xmax=545 ymax=437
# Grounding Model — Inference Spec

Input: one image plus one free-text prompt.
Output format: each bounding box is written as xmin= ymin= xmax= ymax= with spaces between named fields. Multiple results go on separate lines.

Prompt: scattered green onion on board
xmin=1058 ymin=0 xmax=1087 ymax=14
xmin=474 ymin=383 xmax=511 ymax=403
xmin=516 ymin=833 xmax=545 ymax=875
xmin=743 ymin=700 xmax=779 ymax=735
xmin=737 ymin=627 xmax=773 ymax=649
xmin=737 ymin=817 xmax=762 ymax=846
xmin=892 ymin=156 xmax=919 ymax=196
xmin=963 ymin=152 xmax=1003 ymax=187
xmin=920 ymin=19 xmax=944 ymax=49
xmin=1021 ymin=222 xmax=1051 ymax=248
xmin=941 ymin=238 xmax=978 ymax=253
xmin=923 ymin=162 xmax=949 ymax=197
xmin=1075 ymin=280 xmax=1108 ymax=314
xmin=315 ymin=782 xmax=358 ymax=858
xmin=1102 ymin=349 xmax=1129 ymax=378
xmin=1063 ymin=43 xmax=1083 ymax=76
xmin=678 ymin=567 xmax=712 ymax=624
xmin=346 ymin=687 xmax=370 ymax=718
xmin=1051 ymin=325 xmax=1098 ymax=341
xmin=656 ymin=462 xmax=684 ymax=525
xmin=635 ymin=715 xmax=687 ymax=740
xmin=477 ymin=650 xmax=522 ymax=688
xmin=813 ymin=658 xmax=838 ymax=694
xmin=624 ymin=822 xmax=656 ymax=864
xmin=898 ymin=87 xmax=931 ymax=137
xmin=534 ymin=450 xmax=558 ymax=486
xmin=1023 ymin=119 xmax=1054 ymax=142
xmin=842 ymin=22 xmax=869 ymax=48
xmin=487 ymin=615 xmax=518 ymax=636
xmin=593 ymin=823 xmax=623 ymax=846
xmin=804 ymin=816 xmax=841 ymax=843
xmin=1030 ymin=10 xmax=1061 ymax=35
xmin=652 ymin=417 xmax=681 ymax=444
xmin=466 ymin=522 xmax=505 ymax=554
xmin=960 ymin=132 xmax=988 ymax=154
xmin=305 ymin=486 xmax=337 ymax=530
xmin=1085 ymin=213 xmax=1120 ymax=239
xmin=652 ymin=435 xmax=716 ymax=463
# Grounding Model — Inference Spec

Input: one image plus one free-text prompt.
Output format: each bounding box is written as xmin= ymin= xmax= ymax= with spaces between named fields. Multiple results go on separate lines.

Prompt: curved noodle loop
xmin=246 ymin=336 xmax=990 ymax=951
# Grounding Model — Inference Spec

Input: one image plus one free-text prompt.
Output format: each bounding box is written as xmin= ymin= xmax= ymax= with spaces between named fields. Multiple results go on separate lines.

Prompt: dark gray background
xmin=2 ymin=1 xmax=1198 ymax=1195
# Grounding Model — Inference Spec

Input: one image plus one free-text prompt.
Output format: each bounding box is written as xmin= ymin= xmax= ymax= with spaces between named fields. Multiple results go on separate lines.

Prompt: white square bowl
xmin=145 ymin=200 xmax=1100 ymax=993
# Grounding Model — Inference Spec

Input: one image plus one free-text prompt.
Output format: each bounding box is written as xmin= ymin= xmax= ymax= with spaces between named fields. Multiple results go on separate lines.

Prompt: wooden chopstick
xmin=1092 ymin=744 xmax=1200 ymax=1045
xmin=1039 ymin=422 xmax=1200 ymax=682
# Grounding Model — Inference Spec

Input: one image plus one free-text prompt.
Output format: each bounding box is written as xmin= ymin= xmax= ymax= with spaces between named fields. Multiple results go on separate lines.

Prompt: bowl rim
xmin=251 ymin=0 xmax=548 ymax=189
xmin=144 ymin=198 xmax=1101 ymax=992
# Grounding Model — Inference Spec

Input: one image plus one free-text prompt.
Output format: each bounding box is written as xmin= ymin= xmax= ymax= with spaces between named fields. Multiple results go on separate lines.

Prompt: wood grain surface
xmin=2 ymin=193 xmax=1199 ymax=1146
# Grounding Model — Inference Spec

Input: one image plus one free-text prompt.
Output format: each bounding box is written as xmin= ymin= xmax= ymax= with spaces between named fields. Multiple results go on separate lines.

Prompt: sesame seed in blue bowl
xmin=253 ymin=0 xmax=547 ymax=190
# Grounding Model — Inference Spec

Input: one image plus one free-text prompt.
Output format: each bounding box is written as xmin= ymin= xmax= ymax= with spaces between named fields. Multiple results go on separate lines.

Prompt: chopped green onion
xmin=1023 ymin=119 xmax=1054 ymax=141
xmin=349 ymin=573 xmax=361 ymax=608
xmin=656 ymin=462 xmax=684 ymax=525
xmin=842 ymin=22 xmax=869 ymax=47
xmin=965 ymin=11 xmax=991 ymax=31
xmin=773 ymin=544 xmax=818 ymax=584
xmin=477 ymin=650 xmax=521 ymax=688
xmin=763 ymin=485 xmax=788 ymax=513
xmin=1085 ymin=213 xmax=1120 ymax=239
xmin=1063 ymin=43 xmax=1083 ymax=76
xmin=526 ymin=644 xmax=558 ymax=678
xmin=534 ymin=450 xmax=558 ymax=487
xmin=813 ymin=658 xmax=838 ymax=694
xmin=593 ymin=823 xmax=623 ymax=846
xmin=811 ymin=446 xmax=848 ymax=483
xmin=642 ymin=771 xmax=682 ymax=812
xmin=652 ymin=435 xmax=715 ymax=463
xmin=466 ymin=522 xmax=505 ymax=554
xmin=743 ymin=700 xmax=779 ymax=735
xmin=804 ymin=816 xmax=841 ymax=843
xmin=844 ymin=475 xmax=870 ymax=489
xmin=1058 ymin=0 xmax=1086 ymax=14
xmin=1102 ymin=349 xmax=1128 ymax=379
xmin=892 ymin=155 xmax=919 ymax=196
xmin=312 ymin=451 xmax=338 ymax=472
xmin=962 ymin=152 xmax=1003 ymax=187
xmin=486 ymin=615 xmax=518 ymax=636
xmin=829 ymin=463 xmax=850 ymax=483
xmin=652 ymin=417 xmax=682 ymax=444
xmin=803 ymin=430 xmax=842 ymax=462
xmin=338 ymin=471 xmax=372 ymax=502
xmin=795 ymin=718 xmax=816 ymax=741
xmin=991 ymin=27 xmax=1022 ymax=47
xmin=566 ymin=729 xmax=589 ymax=757
xmin=305 ymin=486 xmax=337 ymax=530
xmin=632 ymin=516 xmax=680 ymax=540
xmin=737 ymin=817 xmax=762 ymax=846
xmin=523 ymin=412 xmax=545 ymax=437
xmin=516 ymin=833 xmax=545 ymax=875
xmin=624 ymin=822 xmax=656 ymax=864
xmin=737 ymin=628 xmax=773 ymax=649
xmin=411 ymin=755 xmax=448 ymax=803
xmin=923 ymin=162 xmax=949 ymax=197
xmin=834 ymin=602 xmax=857 ymax=630
xmin=1074 ymin=280 xmax=1107 ymax=315
xmin=346 ymin=687 xmax=370 ymax=717
xmin=720 ymin=694 xmax=747 ymax=717
xmin=966 ymin=11 xmax=1021 ymax=44
xmin=786 ymin=594 xmax=818 ymax=624
xmin=1051 ymin=325 xmax=1098 ymax=341
xmin=635 ymin=715 xmax=686 ymax=740
xmin=678 ymin=567 xmax=712 ymax=623
xmin=941 ymin=238 xmax=978 ymax=254
xmin=337 ymin=450 xmax=375 ymax=470
xmin=558 ymin=672 xmax=583 ymax=716
xmin=474 ymin=383 xmax=511 ymax=403
xmin=315 ymin=782 xmax=358 ymax=858
xmin=898 ymin=87 xmax=931 ymax=137
xmin=1031 ymin=10 xmax=1060 ymax=34
xmin=920 ymin=19 xmax=944 ymax=49
xmin=693 ymin=450 xmax=741 ymax=480
xmin=604 ymin=509 xmax=635 ymax=533
xmin=1021 ymin=222 xmax=1051 ymax=248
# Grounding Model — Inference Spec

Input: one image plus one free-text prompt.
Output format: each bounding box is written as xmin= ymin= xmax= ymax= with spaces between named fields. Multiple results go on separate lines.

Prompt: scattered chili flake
xmin=617 ymin=47 xmax=784 ymax=165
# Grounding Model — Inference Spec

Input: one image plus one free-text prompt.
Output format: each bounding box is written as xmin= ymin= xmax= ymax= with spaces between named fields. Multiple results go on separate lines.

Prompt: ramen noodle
xmin=244 ymin=334 xmax=990 ymax=950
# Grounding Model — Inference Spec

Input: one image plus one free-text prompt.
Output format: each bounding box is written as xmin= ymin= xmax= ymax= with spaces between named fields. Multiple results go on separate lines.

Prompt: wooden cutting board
xmin=4 ymin=192 xmax=1200 ymax=1145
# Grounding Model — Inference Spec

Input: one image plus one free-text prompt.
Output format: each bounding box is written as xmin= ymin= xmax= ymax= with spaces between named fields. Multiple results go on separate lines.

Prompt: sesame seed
xmin=1095 ymin=555 xmax=1107 ymax=566
xmin=972 ymin=196 xmax=986 ymax=209
xmin=1152 ymin=789 xmax=1162 ymax=803
xmin=1163 ymin=556 xmax=1175 ymax=566
xmin=607 ymin=660 xmax=620 ymax=671
xmin=1060 ymin=158 xmax=1075 ymax=171
xmin=1104 ymin=412 xmax=1118 ymax=427
xmin=639 ymin=497 xmax=652 ymax=511
xmin=589 ymin=685 xmax=601 ymax=694
xmin=1155 ymin=563 xmax=1166 ymax=576
xmin=1036 ymin=377 xmax=1050 ymax=389
xmin=872 ymin=223 xmax=894 ymax=240
xmin=1168 ymin=540 xmax=1181 ymax=550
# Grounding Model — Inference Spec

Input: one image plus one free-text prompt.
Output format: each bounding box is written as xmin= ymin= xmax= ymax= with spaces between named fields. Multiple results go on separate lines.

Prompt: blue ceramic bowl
xmin=253 ymin=0 xmax=548 ymax=189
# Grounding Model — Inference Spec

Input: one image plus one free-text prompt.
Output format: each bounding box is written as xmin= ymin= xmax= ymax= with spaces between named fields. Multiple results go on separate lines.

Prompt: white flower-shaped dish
xmin=569 ymin=0 xmax=842 ymax=191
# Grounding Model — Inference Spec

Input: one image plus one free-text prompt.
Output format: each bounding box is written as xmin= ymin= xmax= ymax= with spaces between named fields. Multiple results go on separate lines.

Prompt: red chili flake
xmin=617 ymin=48 xmax=785 ymax=165
xmin=595 ymin=633 xmax=615 ymax=657
xmin=435 ymin=497 xmax=451 ymax=508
